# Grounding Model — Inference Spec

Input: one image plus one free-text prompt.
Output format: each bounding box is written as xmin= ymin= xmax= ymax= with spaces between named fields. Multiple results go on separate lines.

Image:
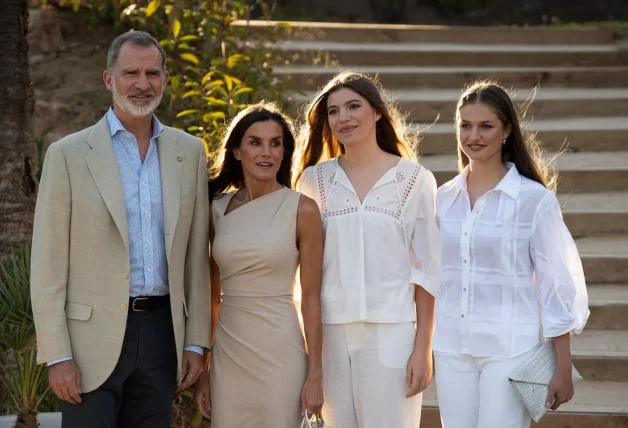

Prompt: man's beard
xmin=112 ymin=78 xmax=163 ymax=118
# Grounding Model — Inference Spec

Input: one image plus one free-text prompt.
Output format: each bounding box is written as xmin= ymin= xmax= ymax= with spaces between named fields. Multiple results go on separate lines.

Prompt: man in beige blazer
xmin=30 ymin=31 xmax=210 ymax=427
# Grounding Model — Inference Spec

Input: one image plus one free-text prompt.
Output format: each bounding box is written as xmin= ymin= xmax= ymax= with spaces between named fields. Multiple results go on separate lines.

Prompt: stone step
xmin=235 ymin=20 xmax=615 ymax=45
xmin=277 ymin=41 xmax=628 ymax=67
xmin=577 ymin=236 xmax=628 ymax=284
xmin=415 ymin=117 xmax=628 ymax=155
xmin=560 ymin=191 xmax=628 ymax=238
xmin=420 ymin=380 xmax=628 ymax=427
xmin=420 ymin=151 xmax=628 ymax=193
xmin=587 ymin=285 xmax=628 ymax=331
xmin=573 ymin=330 xmax=628 ymax=382
xmin=275 ymin=65 xmax=628 ymax=89
xmin=290 ymin=88 xmax=628 ymax=122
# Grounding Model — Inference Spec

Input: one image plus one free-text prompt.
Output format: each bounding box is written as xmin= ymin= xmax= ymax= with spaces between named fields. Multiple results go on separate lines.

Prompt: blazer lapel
xmin=85 ymin=115 xmax=129 ymax=250
xmin=157 ymin=127 xmax=183 ymax=264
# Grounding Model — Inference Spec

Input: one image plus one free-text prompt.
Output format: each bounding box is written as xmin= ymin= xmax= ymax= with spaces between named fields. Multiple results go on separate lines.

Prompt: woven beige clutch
xmin=508 ymin=341 xmax=583 ymax=422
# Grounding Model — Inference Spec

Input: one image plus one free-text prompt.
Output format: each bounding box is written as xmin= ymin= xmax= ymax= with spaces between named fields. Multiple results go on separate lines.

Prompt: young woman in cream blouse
xmin=294 ymin=71 xmax=440 ymax=428
xmin=433 ymin=81 xmax=589 ymax=428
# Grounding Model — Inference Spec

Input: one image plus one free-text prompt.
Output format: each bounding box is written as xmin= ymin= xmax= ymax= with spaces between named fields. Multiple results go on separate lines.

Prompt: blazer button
xmin=124 ymin=272 xmax=130 ymax=279
xmin=120 ymin=304 xmax=127 ymax=311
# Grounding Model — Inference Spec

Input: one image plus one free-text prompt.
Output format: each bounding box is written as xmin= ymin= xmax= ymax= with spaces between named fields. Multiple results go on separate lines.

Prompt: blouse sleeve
xmin=408 ymin=169 xmax=441 ymax=296
xmin=295 ymin=167 xmax=315 ymax=199
xmin=530 ymin=192 xmax=589 ymax=337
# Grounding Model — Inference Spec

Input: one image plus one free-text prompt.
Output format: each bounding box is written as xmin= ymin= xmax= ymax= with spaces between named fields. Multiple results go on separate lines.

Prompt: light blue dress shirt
xmin=48 ymin=108 xmax=202 ymax=366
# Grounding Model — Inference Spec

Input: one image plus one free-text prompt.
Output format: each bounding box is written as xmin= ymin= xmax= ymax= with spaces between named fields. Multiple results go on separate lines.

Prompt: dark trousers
xmin=61 ymin=306 xmax=178 ymax=428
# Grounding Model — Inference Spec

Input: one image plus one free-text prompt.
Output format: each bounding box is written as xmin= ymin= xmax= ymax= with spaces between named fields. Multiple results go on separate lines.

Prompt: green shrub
xmin=0 ymin=245 xmax=53 ymax=425
xmin=61 ymin=0 xmax=297 ymax=158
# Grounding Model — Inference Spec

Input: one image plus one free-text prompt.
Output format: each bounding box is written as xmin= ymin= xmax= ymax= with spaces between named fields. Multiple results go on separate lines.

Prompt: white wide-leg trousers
xmin=434 ymin=347 xmax=537 ymax=428
xmin=321 ymin=322 xmax=422 ymax=428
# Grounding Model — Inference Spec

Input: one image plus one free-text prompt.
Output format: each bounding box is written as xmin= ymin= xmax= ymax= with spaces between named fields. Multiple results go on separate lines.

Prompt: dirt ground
xmin=30 ymin=10 xmax=117 ymax=149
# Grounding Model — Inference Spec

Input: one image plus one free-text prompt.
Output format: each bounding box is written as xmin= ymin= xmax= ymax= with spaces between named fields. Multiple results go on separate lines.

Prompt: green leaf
xmin=204 ymin=97 xmax=229 ymax=106
xmin=179 ymin=35 xmax=201 ymax=42
xmin=224 ymin=75 xmax=234 ymax=92
xmin=233 ymin=87 xmax=254 ymax=97
xmin=176 ymin=109 xmax=201 ymax=118
xmin=180 ymin=53 xmax=200 ymax=65
xmin=203 ymin=112 xmax=226 ymax=122
xmin=173 ymin=18 xmax=181 ymax=38
xmin=187 ymin=126 xmax=200 ymax=132
xmin=205 ymin=80 xmax=224 ymax=89
xmin=227 ymin=54 xmax=250 ymax=69
xmin=183 ymin=90 xmax=201 ymax=98
xmin=184 ymin=81 xmax=200 ymax=88
xmin=145 ymin=0 xmax=160 ymax=18
xmin=202 ymin=71 xmax=217 ymax=85
xmin=169 ymin=75 xmax=182 ymax=91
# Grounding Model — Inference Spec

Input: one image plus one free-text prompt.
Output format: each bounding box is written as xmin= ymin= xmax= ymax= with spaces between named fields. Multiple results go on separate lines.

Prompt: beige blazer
xmin=30 ymin=114 xmax=210 ymax=393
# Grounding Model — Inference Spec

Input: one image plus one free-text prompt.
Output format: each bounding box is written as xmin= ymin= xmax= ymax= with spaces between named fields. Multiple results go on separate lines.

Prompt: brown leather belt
xmin=129 ymin=295 xmax=170 ymax=312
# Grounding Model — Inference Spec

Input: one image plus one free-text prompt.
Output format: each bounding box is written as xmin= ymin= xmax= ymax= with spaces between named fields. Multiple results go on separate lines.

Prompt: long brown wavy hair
xmin=456 ymin=81 xmax=557 ymax=191
xmin=293 ymin=71 xmax=417 ymax=185
xmin=209 ymin=102 xmax=296 ymax=199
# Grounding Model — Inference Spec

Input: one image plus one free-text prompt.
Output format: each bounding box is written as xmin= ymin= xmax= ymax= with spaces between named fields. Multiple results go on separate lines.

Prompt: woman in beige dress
xmin=192 ymin=103 xmax=324 ymax=427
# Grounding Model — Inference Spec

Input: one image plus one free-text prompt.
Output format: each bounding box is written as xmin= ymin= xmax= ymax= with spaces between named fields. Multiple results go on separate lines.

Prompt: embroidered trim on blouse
xmin=323 ymin=206 xmax=359 ymax=219
xmin=401 ymin=165 xmax=422 ymax=208
xmin=316 ymin=165 xmax=327 ymax=213
xmin=364 ymin=205 xmax=401 ymax=220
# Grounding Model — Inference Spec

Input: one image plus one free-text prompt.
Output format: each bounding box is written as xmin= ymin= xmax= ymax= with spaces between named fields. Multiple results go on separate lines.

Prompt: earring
xmin=502 ymin=138 xmax=507 ymax=145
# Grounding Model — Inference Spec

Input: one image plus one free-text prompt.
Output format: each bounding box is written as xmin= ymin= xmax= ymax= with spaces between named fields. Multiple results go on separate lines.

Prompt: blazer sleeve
xmin=183 ymin=141 xmax=211 ymax=349
xmin=31 ymin=143 xmax=73 ymax=364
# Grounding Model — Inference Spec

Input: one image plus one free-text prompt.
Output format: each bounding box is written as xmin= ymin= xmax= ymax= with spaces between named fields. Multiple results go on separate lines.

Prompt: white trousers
xmin=434 ymin=347 xmax=537 ymax=428
xmin=321 ymin=322 xmax=422 ymax=428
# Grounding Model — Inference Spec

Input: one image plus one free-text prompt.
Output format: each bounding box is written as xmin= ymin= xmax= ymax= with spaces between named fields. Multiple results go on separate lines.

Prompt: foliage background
xmin=64 ymin=0 xmax=297 ymax=159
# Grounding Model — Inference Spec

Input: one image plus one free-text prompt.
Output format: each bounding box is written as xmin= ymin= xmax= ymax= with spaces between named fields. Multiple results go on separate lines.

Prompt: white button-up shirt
xmin=433 ymin=163 xmax=589 ymax=358
xmin=297 ymin=158 xmax=440 ymax=324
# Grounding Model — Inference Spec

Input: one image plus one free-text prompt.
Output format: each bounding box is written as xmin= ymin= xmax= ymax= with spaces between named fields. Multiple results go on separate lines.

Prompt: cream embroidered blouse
xmin=297 ymin=158 xmax=440 ymax=324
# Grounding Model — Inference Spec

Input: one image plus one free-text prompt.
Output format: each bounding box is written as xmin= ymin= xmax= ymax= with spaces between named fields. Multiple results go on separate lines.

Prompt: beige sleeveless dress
xmin=210 ymin=188 xmax=308 ymax=428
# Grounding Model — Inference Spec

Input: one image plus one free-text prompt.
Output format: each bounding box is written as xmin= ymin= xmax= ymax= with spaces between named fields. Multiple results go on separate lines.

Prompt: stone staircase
xmin=262 ymin=21 xmax=628 ymax=428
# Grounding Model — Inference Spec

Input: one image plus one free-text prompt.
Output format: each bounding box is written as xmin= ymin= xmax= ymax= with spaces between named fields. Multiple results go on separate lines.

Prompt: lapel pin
xmin=177 ymin=156 xmax=183 ymax=162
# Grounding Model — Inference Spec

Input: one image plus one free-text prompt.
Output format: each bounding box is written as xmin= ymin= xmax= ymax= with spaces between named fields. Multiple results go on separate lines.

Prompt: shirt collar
xmin=106 ymin=106 xmax=164 ymax=140
xmin=455 ymin=162 xmax=521 ymax=199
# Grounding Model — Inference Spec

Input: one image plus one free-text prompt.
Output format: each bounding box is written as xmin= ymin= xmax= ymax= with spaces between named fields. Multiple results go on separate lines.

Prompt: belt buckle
xmin=131 ymin=297 xmax=149 ymax=312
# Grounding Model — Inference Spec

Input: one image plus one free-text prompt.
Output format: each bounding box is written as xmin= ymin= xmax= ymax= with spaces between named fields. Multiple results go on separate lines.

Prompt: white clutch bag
xmin=508 ymin=341 xmax=583 ymax=422
xmin=300 ymin=410 xmax=332 ymax=428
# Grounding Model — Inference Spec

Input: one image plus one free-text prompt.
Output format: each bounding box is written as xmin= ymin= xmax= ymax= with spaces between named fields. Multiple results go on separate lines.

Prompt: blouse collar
xmin=455 ymin=162 xmax=522 ymax=199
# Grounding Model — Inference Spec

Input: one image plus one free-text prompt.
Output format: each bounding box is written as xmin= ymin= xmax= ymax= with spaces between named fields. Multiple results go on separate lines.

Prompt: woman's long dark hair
xmin=456 ymin=81 xmax=556 ymax=191
xmin=293 ymin=71 xmax=417 ymax=186
xmin=209 ymin=102 xmax=296 ymax=199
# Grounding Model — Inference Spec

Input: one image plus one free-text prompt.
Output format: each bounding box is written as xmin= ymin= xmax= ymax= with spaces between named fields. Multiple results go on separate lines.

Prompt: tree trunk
xmin=0 ymin=0 xmax=38 ymax=259
xmin=14 ymin=409 xmax=38 ymax=428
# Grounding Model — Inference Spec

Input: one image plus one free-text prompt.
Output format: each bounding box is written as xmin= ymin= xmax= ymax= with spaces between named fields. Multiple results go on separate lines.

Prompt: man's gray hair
xmin=107 ymin=31 xmax=167 ymax=72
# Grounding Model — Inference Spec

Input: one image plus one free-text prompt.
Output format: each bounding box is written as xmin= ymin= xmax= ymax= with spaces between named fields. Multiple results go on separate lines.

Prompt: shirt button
xmin=463 ymin=259 xmax=467 ymax=263
xmin=147 ymin=268 xmax=152 ymax=272
xmin=461 ymin=314 xmax=465 ymax=318
xmin=120 ymin=304 xmax=127 ymax=311
xmin=463 ymin=288 xmax=467 ymax=291
xmin=474 ymin=209 xmax=479 ymax=214
xmin=464 ymin=232 xmax=468 ymax=236
xmin=124 ymin=272 xmax=130 ymax=279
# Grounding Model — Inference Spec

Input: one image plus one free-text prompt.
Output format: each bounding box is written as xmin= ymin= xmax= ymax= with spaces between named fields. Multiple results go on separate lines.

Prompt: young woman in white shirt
xmin=433 ymin=81 xmax=589 ymax=428
xmin=294 ymin=71 xmax=440 ymax=428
